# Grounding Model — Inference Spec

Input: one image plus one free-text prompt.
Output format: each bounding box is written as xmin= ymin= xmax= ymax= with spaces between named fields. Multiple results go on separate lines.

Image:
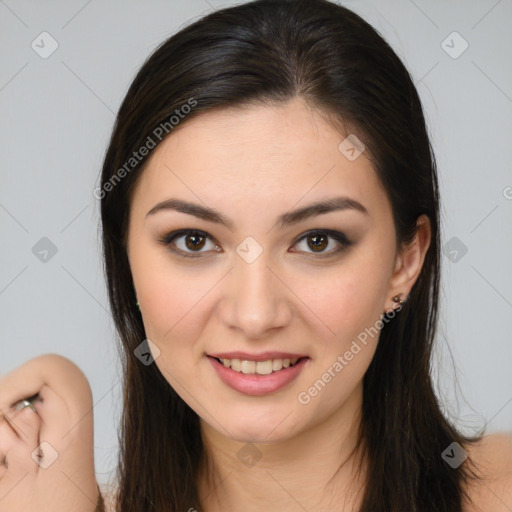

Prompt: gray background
xmin=1 ymin=0 xmax=511 ymax=488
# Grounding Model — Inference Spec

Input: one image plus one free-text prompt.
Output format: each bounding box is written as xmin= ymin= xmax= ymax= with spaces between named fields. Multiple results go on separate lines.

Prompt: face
xmin=126 ymin=96 xmax=414 ymax=444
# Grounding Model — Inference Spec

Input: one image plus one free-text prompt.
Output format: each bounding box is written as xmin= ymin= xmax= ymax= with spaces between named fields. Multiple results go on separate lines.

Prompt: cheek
xmin=136 ymin=262 xmax=220 ymax=355
xmin=293 ymin=270 xmax=386 ymax=414
xmin=138 ymin=272 xmax=209 ymax=389
xmin=288 ymin=262 xmax=387 ymax=347
xmin=140 ymin=282 xmax=187 ymax=336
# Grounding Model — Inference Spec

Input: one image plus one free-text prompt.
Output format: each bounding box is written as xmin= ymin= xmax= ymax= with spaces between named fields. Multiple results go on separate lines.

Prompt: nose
xmin=220 ymin=254 xmax=292 ymax=339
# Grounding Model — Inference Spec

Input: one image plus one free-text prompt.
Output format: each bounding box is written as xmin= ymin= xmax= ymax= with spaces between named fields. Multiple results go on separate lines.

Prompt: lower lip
xmin=207 ymin=356 xmax=309 ymax=396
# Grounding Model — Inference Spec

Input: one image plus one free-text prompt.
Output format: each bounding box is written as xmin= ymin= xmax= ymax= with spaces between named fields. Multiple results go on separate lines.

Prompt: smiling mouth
xmin=209 ymin=356 xmax=307 ymax=375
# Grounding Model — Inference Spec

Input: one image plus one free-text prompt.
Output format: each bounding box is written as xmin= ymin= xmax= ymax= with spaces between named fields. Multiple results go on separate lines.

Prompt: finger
xmin=0 ymin=404 xmax=42 ymax=484
xmin=36 ymin=380 xmax=96 ymax=482
xmin=0 ymin=354 xmax=62 ymax=412
xmin=0 ymin=354 xmax=93 ymax=428
xmin=1 ymin=385 xmax=74 ymax=475
xmin=0 ymin=412 xmax=22 ymax=442
xmin=34 ymin=384 xmax=73 ymax=452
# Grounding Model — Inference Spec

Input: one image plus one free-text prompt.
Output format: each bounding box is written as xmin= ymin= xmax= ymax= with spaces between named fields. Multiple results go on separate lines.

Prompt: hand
xmin=0 ymin=354 xmax=101 ymax=512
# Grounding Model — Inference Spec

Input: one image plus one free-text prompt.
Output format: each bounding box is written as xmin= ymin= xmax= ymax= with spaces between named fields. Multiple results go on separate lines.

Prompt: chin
xmin=214 ymin=405 xmax=302 ymax=443
xmin=228 ymin=425 xmax=290 ymax=444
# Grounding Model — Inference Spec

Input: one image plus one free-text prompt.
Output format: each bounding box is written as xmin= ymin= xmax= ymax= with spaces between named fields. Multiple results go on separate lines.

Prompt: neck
xmin=197 ymin=382 xmax=367 ymax=512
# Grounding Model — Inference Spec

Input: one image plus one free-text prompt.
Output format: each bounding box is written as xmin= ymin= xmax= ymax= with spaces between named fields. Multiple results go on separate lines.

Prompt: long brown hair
xmin=99 ymin=1 xmax=483 ymax=510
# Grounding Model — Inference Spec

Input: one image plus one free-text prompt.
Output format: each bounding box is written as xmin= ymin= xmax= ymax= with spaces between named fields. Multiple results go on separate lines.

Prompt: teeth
xmin=255 ymin=360 xmax=273 ymax=375
xmin=217 ymin=357 xmax=300 ymax=375
xmin=241 ymin=360 xmax=256 ymax=374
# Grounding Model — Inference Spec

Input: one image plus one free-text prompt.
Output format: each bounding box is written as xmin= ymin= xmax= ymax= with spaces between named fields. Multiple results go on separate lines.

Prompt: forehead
xmin=130 ymin=97 xmax=390 ymax=222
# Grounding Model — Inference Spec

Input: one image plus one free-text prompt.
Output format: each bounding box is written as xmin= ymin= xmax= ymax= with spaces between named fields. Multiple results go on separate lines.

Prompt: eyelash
xmin=158 ymin=229 xmax=351 ymax=259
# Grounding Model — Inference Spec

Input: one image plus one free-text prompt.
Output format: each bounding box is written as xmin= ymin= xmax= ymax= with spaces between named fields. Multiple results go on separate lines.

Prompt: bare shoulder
xmin=99 ymin=483 xmax=118 ymax=512
xmin=462 ymin=432 xmax=512 ymax=512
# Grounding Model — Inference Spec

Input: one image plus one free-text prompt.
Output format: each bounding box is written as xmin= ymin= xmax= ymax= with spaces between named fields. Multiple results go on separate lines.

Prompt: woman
xmin=1 ymin=0 xmax=511 ymax=511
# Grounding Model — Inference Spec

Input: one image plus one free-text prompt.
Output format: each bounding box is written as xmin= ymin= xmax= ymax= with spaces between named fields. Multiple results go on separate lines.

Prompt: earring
xmin=132 ymin=284 xmax=140 ymax=310
xmin=383 ymin=293 xmax=407 ymax=315
xmin=392 ymin=293 xmax=407 ymax=307
xmin=392 ymin=293 xmax=409 ymax=311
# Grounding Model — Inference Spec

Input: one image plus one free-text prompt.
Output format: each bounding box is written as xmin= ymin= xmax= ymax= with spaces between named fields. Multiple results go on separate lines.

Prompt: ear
xmin=385 ymin=214 xmax=431 ymax=312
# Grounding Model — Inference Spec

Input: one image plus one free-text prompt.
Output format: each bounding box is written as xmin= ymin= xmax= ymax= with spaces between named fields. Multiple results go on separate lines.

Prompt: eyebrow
xmin=145 ymin=196 xmax=369 ymax=230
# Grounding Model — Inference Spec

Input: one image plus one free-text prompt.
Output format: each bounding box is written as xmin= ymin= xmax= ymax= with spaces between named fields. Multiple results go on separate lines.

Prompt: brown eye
xmin=184 ymin=232 xmax=206 ymax=251
xmin=159 ymin=229 xmax=220 ymax=258
xmin=291 ymin=230 xmax=351 ymax=256
xmin=306 ymin=232 xmax=328 ymax=252
xmin=159 ymin=228 xmax=350 ymax=259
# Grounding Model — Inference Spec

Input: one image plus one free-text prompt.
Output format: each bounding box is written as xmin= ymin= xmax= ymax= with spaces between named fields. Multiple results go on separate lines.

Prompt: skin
xmin=1 ymin=98 xmax=510 ymax=511
xmin=126 ymin=96 xmax=431 ymax=511
xmin=0 ymin=354 xmax=99 ymax=512
xmin=1 ymin=356 xmax=510 ymax=512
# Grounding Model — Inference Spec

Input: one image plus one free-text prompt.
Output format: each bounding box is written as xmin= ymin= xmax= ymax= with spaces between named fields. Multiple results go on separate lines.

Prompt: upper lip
xmin=208 ymin=351 xmax=309 ymax=362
